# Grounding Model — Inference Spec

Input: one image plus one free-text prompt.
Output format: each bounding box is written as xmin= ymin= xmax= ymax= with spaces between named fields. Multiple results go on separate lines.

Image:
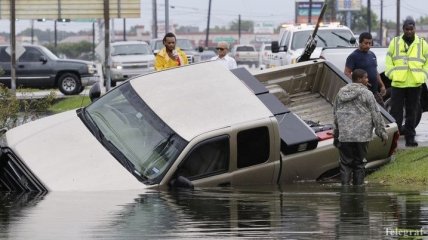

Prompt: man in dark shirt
xmin=344 ymin=32 xmax=386 ymax=107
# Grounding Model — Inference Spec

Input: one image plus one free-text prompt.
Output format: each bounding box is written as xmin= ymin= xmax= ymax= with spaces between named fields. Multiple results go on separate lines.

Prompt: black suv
xmin=0 ymin=44 xmax=99 ymax=95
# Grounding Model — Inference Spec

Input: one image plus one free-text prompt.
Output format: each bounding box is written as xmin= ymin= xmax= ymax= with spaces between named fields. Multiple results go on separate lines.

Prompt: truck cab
xmin=269 ymin=23 xmax=356 ymax=67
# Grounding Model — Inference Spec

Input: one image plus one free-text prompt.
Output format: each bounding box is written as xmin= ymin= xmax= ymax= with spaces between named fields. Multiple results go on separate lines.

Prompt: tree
xmin=346 ymin=6 xmax=379 ymax=33
xmin=44 ymin=41 xmax=93 ymax=59
xmin=228 ymin=20 xmax=254 ymax=32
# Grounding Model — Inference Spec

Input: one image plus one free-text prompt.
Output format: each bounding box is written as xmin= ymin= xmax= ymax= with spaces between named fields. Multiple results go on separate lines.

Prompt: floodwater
xmin=0 ymin=183 xmax=428 ymax=239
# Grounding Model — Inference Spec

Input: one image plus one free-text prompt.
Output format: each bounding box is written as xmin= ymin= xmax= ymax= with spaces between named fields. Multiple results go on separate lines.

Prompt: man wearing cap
xmin=210 ymin=41 xmax=237 ymax=70
xmin=385 ymin=17 xmax=428 ymax=147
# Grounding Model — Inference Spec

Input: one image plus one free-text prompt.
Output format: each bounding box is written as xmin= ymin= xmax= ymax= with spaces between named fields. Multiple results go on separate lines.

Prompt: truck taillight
xmin=388 ymin=131 xmax=400 ymax=157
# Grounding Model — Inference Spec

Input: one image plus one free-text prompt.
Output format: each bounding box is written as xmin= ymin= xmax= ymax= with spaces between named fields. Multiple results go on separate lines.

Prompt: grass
xmin=367 ymin=147 xmax=428 ymax=186
xmin=48 ymin=96 xmax=91 ymax=113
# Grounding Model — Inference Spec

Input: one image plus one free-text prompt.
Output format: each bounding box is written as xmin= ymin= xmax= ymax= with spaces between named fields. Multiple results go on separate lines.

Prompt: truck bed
xmin=255 ymin=60 xmax=346 ymax=127
xmin=288 ymin=91 xmax=333 ymax=125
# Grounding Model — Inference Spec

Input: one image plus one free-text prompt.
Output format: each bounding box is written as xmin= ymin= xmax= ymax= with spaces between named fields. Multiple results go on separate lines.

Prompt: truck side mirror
xmin=198 ymin=46 xmax=204 ymax=52
xmin=89 ymin=82 xmax=101 ymax=102
xmin=350 ymin=37 xmax=356 ymax=45
xmin=39 ymin=55 xmax=47 ymax=63
xmin=271 ymin=41 xmax=280 ymax=53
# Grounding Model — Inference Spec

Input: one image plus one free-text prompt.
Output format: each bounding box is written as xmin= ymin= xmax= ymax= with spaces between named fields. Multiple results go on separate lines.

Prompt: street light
xmin=54 ymin=18 xmax=70 ymax=51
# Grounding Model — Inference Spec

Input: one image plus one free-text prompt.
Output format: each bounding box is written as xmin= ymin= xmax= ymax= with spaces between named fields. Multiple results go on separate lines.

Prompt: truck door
xmin=230 ymin=121 xmax=278 ymax=186
xmin=174 ymin=135 xmax=232 ymax=187
xmin=17 ymin=47 xmax=54 ymax=88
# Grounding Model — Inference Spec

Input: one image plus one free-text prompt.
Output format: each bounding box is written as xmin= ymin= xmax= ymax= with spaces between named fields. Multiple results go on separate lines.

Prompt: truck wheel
xmin=58 ymin=73 xmax=81 ymax=95
xmin=384 ymin=98 xmax=422 ymax=128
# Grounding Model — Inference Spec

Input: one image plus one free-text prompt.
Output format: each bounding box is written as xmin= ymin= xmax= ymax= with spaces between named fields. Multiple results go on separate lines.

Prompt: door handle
xmin=18 ymin=65 xmax=25 ymax=68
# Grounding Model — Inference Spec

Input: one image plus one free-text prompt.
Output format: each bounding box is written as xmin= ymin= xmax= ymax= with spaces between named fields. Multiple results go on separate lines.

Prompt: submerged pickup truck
xmin=0 ymin=60 xmax=399 ymax=191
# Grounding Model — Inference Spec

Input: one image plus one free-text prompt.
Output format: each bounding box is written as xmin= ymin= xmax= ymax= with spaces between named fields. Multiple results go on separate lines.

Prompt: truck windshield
xmin=83 ymin=82 xmax=187 ymax=184
xmin=112 ymin=44 xmax=152 ymax=56
xmin=292 ymin=29 xmax=355 ymax=50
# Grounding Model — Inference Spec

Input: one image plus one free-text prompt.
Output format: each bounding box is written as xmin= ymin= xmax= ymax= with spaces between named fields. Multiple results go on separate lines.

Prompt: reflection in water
xmin=337 ymin=186 xmax=369 ymax=239
xmin=0 ymin=184 xmax=427 ymax=239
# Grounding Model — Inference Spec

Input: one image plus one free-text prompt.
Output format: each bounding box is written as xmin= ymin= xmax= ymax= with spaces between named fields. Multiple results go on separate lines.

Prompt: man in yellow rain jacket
xmin=385 ymin=17 xmax=428 ymax=147
xmin=155 ymin=32 xmax=188 ymax=71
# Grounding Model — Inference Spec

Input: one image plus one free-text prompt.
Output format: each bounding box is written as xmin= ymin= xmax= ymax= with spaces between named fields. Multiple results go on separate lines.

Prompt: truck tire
xmin=58 ymin=73 xmax=82 ymax=95
xmin=384 ymin=98 xmax=422 ymax=128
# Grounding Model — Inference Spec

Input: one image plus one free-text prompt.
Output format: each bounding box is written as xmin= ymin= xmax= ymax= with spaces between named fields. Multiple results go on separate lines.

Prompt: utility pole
xmin=308 ymin=0 xmax=312 ymax=24
xmin=123 ymin=19 xmax=126 ymax=41
xmin=92 ymin=21 xmax=95 ymax=60
xmin=54 ymin=20 xmax=57 ymax=50
xmin=380 ymin=0 xmax=383 ymax=45
xmin=205 ymin=0 xmax=212 ymax=47
xmin=152 ymin=0 xmax=157 ymax=38
xmin=104 ymin=0 xmax=111 ymax=91
xmin=165 ymin=0 xmax=169 ymax=33
xmin=31 ymin=20 xmax=34 ymax=44
xmin=10 ymin=0 xmax=16 ymax=93
xmin=367 ymin=0 xmax=371 ymax=34
xmin=396 ymin=0 xmax=400 ymax=36
xmin=238 ymin=14 xmax=241 ymax=44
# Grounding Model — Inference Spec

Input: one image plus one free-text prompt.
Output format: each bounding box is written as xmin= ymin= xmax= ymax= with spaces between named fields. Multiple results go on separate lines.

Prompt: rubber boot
xmin=352 ymin=168 xmax=365 ymax=186
xmin=405 ymin=135 xmax=418 ymax=147
xmin=340 ymin=164 xmax=352 ymax=186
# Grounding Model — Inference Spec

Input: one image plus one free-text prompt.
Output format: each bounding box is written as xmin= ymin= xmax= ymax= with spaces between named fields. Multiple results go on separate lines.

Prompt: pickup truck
xmin=109 ymin=41 xmax=155 ymax=87
xmin=231 ymin=44 xmax=259 ymax=67
xmin=0 ymin=44 xmax=99 ymax=95
xmin=269 ymin=23 xmax=356 ymax=67
xmin=0 ymin=60 xmax=399 ymax=191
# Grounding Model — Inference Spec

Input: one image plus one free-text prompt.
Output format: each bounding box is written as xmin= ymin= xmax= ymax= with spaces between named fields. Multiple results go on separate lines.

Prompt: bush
xmin=0 ymin=86 xmax=56 ymax=129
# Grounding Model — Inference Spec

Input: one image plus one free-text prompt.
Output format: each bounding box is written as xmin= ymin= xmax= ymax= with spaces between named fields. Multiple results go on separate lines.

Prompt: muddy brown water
xmin=0 ymin=183 xmax=427 ymax=239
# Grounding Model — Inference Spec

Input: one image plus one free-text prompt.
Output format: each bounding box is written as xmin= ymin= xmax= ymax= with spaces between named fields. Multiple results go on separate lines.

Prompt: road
xmin=398 ymin=112 xmax=428 ymax=148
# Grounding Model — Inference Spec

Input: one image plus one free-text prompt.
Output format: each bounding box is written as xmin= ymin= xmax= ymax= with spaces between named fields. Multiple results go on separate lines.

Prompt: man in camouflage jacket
xmin=333 ymin=69 xmax=388 ymax=186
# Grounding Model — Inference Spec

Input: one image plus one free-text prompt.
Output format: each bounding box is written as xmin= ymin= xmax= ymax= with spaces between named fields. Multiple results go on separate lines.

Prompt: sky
xmin=0 ymin=0 xmax=426 ymax=33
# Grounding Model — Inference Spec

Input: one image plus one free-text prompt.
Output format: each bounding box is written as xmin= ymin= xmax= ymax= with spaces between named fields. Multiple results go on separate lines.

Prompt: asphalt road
xmin=398 ymin=112 xmax=428 ymax=148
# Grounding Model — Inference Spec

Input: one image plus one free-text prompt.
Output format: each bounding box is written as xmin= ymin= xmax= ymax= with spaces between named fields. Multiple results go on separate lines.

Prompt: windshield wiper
xmin=331 ymin=32 xmax=352 ymax=44
xmin=316 ymin=34 xmax=328 ymax=46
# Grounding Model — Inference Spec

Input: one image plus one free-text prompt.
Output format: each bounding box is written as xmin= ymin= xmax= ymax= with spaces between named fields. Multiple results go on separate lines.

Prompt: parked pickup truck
xmin=231 ymin=44 xmax=259 ymax=67
xmin=108 ymin=41 xmax=155 ymax=87
xmin=0 ymin=60 xmax=399 ymax=191
xmin=269 ymin=23 xmax=356 ymax=67
xmin=0 ymin=44 xmax=99 ymax=95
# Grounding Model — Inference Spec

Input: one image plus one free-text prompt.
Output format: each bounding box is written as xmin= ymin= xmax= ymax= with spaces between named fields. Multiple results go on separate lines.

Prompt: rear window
xmin=236 ymin=46 xmax=255 ymax=52
xmin=0 ymin=47 xmax=10 ymax=62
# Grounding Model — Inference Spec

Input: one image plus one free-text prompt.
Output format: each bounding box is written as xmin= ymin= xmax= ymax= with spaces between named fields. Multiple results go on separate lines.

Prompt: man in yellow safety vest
xmin=385 ymin=17 xmax=428 ymax=147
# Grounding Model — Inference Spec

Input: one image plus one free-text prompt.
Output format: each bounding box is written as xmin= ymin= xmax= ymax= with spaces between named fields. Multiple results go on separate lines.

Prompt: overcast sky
xmin=0 ymin=0 xmax=426 ymax=33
